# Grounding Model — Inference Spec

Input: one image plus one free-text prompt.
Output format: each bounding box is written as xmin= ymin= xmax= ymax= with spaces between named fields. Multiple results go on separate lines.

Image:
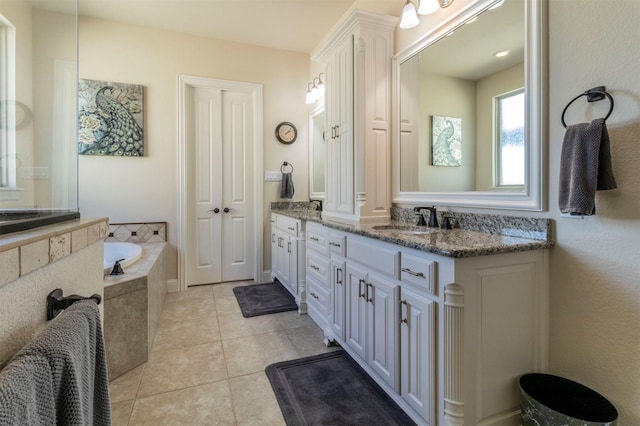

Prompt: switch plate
xmin=265 ymin=171 xmax=282 ymax=182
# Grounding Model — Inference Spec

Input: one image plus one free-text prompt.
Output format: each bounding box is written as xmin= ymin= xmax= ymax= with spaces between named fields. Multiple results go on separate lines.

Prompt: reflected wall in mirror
xmin=309 ymin=105 xmax=326 ymax=200
xmin=0 ymin=0 xmax=78 ymax=212
xmin=393 ymin=0 xmax=546 ymax=211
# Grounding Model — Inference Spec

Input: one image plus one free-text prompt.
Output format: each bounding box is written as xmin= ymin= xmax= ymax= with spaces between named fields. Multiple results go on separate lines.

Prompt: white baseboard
xmin=167 ymin=278 xmax=179 ymax=293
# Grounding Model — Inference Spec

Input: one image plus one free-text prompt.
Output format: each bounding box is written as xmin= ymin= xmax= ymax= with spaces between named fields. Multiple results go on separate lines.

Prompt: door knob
xmin=208 ymin=208 xmax=220 ymax=214
xmin=223 ymin=207 xmax=235 ymax=213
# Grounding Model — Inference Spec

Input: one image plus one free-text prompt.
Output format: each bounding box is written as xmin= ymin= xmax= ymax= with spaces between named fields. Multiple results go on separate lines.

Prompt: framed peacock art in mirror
xmin=78 ymin=79 xmax=144 ymax=156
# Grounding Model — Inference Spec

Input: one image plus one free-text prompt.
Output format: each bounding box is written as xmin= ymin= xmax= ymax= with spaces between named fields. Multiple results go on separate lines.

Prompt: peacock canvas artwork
xmin=431 ymin=115 xmax=462 ymax=166
xmin=78 ymin=79 xmax=144 ymax=156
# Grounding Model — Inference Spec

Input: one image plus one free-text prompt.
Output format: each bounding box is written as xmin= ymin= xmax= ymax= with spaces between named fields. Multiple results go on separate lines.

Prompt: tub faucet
xmin=110 ymin=258 xmax=125 ymax=275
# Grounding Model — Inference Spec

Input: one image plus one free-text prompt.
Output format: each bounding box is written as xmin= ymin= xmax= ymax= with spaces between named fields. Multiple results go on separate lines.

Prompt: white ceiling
xmin=31 ymin=0 xmax=402 ymax=54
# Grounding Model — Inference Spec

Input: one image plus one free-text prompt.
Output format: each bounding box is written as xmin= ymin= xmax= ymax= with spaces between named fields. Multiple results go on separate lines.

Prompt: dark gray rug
xmin=266 ymin=350 xmax=416 ymax=426
xmin=232 ymin=281 xmax=298 ymax=317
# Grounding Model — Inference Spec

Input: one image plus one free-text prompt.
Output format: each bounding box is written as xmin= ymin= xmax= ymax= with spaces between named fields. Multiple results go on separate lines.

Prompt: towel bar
xmin=280 ymin=161 xmax=293 ymax=173
xmin=47 ymin=288 xmax=101 ymax=320
xmin=561 ymin=86 xmax=614 ymax=128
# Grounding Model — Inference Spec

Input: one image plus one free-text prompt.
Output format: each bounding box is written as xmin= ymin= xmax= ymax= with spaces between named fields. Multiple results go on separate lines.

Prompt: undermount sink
xmin=371 ymin=225 xmax=438 ymax=235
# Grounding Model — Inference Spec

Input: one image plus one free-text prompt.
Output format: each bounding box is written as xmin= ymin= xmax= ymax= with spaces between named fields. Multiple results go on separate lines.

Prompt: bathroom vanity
xmin=272 ymin=207 xmax=552 ymax=426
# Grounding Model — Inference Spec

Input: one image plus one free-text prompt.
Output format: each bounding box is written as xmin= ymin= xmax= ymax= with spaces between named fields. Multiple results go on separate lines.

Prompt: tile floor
xmin=109 ymin=280 xmax=339 ymax=425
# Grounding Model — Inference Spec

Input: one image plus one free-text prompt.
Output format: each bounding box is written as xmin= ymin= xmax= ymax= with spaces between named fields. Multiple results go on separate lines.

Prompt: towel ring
xmin=561 ymin=87 xmax=614 ymax=128
xmin=280 ymin=162 xmax=293 ymax=173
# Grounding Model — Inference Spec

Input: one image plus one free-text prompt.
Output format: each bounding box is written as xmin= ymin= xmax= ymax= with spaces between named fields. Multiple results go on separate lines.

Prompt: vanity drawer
xmin=348 ymin=236 xmax=400 ymax=280
xmin=400 ymin=252 xmax=437 ymax=295
xmin=307 ymin=277 xmax=330 ymax=317
xmin=306 ymin=251 xmax=330 ymax=286
xmin=328 ymin=231 xmax=347 ymax=257
xmin=306 ymin=223 xmax=328 ymax=254
xmin=277 ymin=215 xmax=299 ymax=236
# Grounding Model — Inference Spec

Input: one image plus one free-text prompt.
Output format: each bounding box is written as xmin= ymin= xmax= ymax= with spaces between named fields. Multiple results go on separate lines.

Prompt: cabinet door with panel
xmin=330 ymin=257 xmax=347 ymax=341
xmin=345 ymin=262 xmax=368 ymax=360
xmin=400 ymin=286 xmax=436 ymax=425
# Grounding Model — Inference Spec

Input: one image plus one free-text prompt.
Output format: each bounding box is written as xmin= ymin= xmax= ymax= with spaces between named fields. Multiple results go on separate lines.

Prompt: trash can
xmin=520 ymin=373 xmax=618 ymax=426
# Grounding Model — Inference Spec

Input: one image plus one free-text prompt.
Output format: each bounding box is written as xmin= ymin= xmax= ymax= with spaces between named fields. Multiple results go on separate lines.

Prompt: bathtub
xmin=103 ymin=242 xmax=143 ymax=275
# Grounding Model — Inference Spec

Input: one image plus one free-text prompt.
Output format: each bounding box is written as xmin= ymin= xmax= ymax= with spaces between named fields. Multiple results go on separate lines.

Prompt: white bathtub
xmin=104 ymin=242 xmax=143 ymax=275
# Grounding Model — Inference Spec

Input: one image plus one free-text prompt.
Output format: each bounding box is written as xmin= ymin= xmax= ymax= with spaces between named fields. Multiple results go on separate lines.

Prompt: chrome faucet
xmin=413 ymin=206 xmax=438 ymax=228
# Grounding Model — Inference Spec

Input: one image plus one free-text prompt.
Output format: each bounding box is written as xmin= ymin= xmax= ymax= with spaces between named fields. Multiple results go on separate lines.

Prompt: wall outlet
xmin=265 ymin=171 xmax=282 ymax=182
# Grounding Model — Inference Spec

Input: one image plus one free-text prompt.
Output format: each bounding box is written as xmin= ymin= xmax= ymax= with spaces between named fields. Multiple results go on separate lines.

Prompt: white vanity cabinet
xmin=304 ymin=222 xmax=330 ymax=333
xmin=312 ymin=10 xmax=397 ymax=224
xmin=270 ymin=213 xmax=306 ymax=312
xmin=318 ymin=228 xmax=547 ymax=426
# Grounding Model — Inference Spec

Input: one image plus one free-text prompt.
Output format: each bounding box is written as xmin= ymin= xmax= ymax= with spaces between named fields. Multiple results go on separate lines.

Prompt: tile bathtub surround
xmin=109 ymin=280 xmax=339 ymax=426
xmin=391 ymin=207 xmax=552 ymax=241
xmin=106 ymin=222 xmax=167 ymax=243
xmin=0 ymin=218 xmax=109 ymax=287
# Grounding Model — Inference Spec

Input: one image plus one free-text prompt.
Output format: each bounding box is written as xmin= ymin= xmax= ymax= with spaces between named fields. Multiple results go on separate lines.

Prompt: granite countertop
xmin=271 ymin=209 xmax=553 ymax=258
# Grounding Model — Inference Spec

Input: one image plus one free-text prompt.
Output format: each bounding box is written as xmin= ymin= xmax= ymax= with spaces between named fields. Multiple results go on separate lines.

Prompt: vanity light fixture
xmin=305 ymin=73 xmax=325 ymax=104
xmin=305 ymin=83 xmax=315 ymax=104
xmin=399 ymin=0 xmax=455 ymax=30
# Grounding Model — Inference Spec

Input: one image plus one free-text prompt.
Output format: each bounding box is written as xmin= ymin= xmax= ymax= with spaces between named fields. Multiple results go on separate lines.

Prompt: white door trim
xmin=177 ymin=75 xmax=263 ymax=291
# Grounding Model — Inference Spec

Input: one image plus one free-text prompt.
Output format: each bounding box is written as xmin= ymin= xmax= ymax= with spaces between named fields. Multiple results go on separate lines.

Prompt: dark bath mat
xmin=266 ymin=350 xmax=416 ymax=426
xmin=232 ymin=281 xmax=298 ymax=318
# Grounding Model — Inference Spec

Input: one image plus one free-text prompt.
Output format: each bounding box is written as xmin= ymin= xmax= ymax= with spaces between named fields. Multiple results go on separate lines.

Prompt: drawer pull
xmin=310 ymin=264 xmax=320 ymax=271
xmin=288 ymin=226 xmax=296 ymax=231
xmin=401 ymin=267 xmax=425 ymax=278
xmin=329 ymin=242 xmax=342 ymax=248
xmin=310 ymin=236 xmax=320 ymax=242
xmin=309 ymin=292 xmax=319 ymax=300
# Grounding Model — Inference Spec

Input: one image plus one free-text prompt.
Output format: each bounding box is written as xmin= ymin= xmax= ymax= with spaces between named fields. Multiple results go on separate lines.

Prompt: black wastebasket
xmin=520 ymin=373 xmax=618 ymax=425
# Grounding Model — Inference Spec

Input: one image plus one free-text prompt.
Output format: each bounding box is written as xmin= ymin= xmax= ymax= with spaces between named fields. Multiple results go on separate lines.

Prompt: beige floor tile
xmin=109 ymin=364 xmax=145 ymax=403
xmin=212 ymin=280 xmax=253 ymax=298
xmin=285 ymin=326 xmax=341 ymax=358
xmin=159 ymin=296 xmax=217 ymax=324
xmin=152 ymin=315 xmax=220 ymax=352
xmin=110 ymin=400 xmax=134 ymax=426
xmin=218 ymin=310 xmax=283 ymax=340
xmin=223 ymin=331 xmax=299 ymax=377
xmin=273 ymin=310 xmax=317 ymax=330
xmin=138 ymin=342 xmax=228 ymax=397
xmin=164 ymin=284 xmax=214 ymax=304
xmin=129 ymin=381 xmax=236 ymax=425
xmin=214 ymin=294 xmax=241 ymax=314
xmin=229 ymin=372 xmax=285 ymax=426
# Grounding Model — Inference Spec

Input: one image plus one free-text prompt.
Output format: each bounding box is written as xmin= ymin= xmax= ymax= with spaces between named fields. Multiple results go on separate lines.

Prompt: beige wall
xmin=397 ymin=0 xmax=640 ymax=423
xmin=78 ymin=18 xmax=312 ymax=280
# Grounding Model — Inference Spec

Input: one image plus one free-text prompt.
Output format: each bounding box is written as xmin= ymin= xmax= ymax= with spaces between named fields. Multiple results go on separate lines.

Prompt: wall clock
xmin=275 ymin=121 xmax=297 ymax=144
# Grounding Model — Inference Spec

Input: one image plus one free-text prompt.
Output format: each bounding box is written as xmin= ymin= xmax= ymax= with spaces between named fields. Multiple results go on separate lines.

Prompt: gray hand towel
xmin=0 ymin=300 xmax=111 ymax=426
xmin=558 ymin=118 xmax=617 ymax=215
xmin=281 ymin=172 xmax=295 ymax=199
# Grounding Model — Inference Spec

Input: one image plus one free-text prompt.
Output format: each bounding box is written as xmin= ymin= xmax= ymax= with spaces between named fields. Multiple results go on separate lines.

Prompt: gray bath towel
xmin=0 ymin=300 xmax=111 ymax=426
xmin=559 ymin=118 xmax=617 ymax=215
xmin=281 ymin=172 xmax=295 ymax=199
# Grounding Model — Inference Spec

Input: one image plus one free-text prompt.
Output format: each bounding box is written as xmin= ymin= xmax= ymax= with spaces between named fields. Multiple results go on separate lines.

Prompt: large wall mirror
xmin=309 ymin=105 xmax=326 ymax=200
xmin=392 ymin=0 xmax=546 ymax=210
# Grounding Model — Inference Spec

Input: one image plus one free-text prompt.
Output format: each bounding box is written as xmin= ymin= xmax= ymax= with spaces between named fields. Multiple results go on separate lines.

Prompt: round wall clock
xmin=275 ymin=121 xmax=298 ymax=144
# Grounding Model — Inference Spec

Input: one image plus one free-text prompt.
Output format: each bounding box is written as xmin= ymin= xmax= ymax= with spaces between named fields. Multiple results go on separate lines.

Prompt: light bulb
xmin=399 ymin=1 xmax=419 ymax=29
xmin=418 ymin=0 xmax=439 ymax=15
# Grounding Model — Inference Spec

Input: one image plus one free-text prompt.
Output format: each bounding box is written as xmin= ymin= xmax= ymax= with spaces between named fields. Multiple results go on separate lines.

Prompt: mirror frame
xmin=309 ymin=104 xmax=326 ymax=201
xmin=391 ymin=0 xmax=547 ymax=211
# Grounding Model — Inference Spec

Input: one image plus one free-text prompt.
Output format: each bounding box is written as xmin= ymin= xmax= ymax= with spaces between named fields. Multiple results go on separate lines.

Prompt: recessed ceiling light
xmin=494 ymin=50 xmax=511 ymax=58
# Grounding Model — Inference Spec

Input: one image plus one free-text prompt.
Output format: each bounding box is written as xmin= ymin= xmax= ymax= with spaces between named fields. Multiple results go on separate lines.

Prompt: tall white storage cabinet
xmin=312 ymin=10 xmax=398 ymax=224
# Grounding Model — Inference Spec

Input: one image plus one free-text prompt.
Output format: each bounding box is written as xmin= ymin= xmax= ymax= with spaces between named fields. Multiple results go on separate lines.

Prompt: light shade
xmin=305 ymin=83 xmax=315 ymax=104
xmin=417 ymin=0 xmax=439 ymax=15
xmin=399 ymin=1 xmax=420 ymax=29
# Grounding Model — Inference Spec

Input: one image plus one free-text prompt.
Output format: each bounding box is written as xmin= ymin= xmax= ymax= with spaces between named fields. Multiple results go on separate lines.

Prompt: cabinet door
xmin=334 ymin=35 xmax=354 ymax=215
xmin=367 ymin=273 xmax=399 ymax=390
xmin=345 ymin=263 xmax=368 ymax=360
xmin=330 ymin=257 xmax=347 ymax=341
xmin=286 ymin=236 xmax=297 ymax=296
xmin=400 ymin=286 xmax=436 ymax=424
